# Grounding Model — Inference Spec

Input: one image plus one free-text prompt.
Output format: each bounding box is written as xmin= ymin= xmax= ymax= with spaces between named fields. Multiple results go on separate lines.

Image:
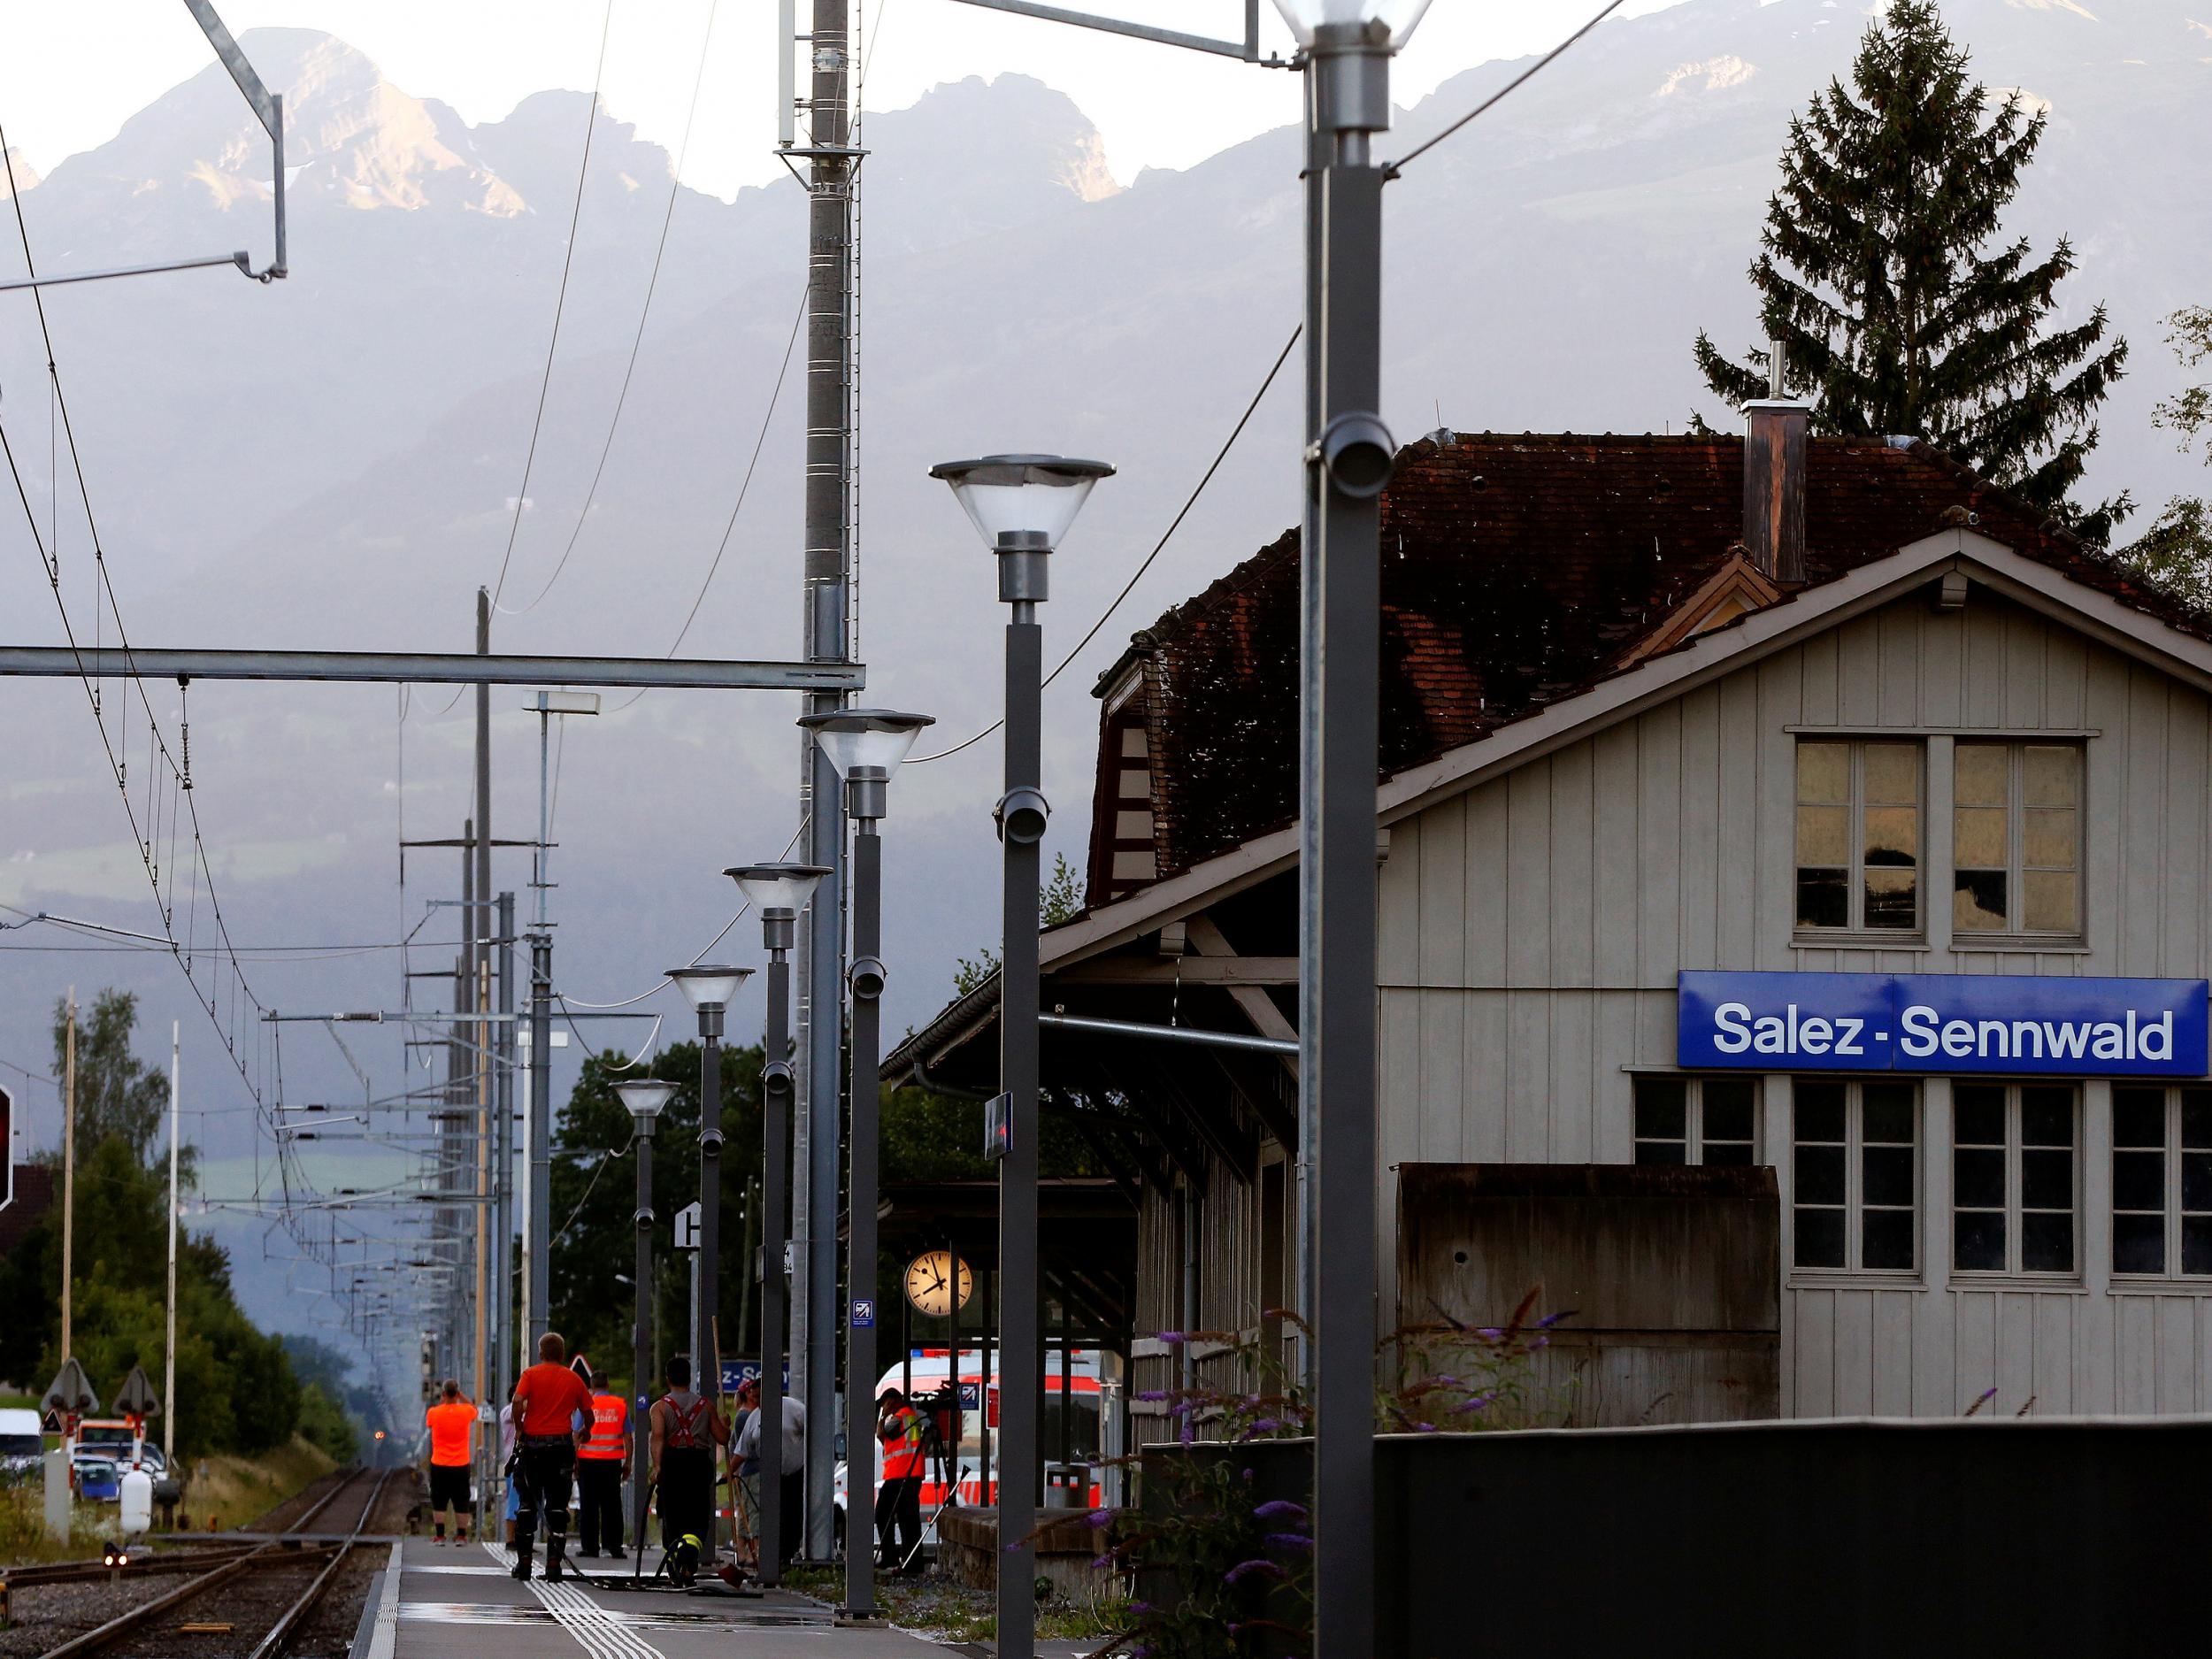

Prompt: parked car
xmin=0 ymin=1407 xmax=44 ymax=1484
xmin=72 ymin=1454 xmax=120 ymax=1502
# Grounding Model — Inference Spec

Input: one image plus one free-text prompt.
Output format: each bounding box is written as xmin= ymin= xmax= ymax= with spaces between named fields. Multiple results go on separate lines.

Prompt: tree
xmin=546 ymin=1041 xmax=766 ymax=1389
xmin=49 ymin=988 xmax=172 ymax=1167
xmin=2122 ymin=307 xmax=2212 ymax=603
xmin=1694 ymin=0 xmax=2127 ymax=541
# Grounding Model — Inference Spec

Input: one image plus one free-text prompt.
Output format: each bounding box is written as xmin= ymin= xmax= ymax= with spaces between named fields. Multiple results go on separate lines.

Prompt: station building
xmin=891 ymin=404 xmax=2212 ymax=1427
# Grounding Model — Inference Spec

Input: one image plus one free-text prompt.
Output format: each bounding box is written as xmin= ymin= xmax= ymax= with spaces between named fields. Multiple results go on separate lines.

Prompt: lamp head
xmin=614 ymin=1078 xmax=677 ymax=1131
xmin=796 ymin=709 xmax=936 ymax=784
xmin=927 ymin=454 xmax=1114 ymax=551
xmin=726 ymin=863 xmax=832 ymax=918
xmin=664 ymin=964 xmax=750 ymax=1012
xmin=1271 ymin=0 xmax=1432 ymax=45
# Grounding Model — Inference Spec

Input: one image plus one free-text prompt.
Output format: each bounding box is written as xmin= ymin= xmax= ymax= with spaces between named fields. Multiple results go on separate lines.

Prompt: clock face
xmin=903 ymin=1249 xmax=973 ymax=1317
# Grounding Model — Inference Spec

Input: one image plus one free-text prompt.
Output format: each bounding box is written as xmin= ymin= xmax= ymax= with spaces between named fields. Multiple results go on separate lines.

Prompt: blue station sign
xmin=1678 ymin=971 xmax=2209 ymax=1076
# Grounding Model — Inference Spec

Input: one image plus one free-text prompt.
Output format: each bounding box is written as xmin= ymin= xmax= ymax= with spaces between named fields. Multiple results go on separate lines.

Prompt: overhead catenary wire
xmin=603 ymin=281 xmax=810 ymax=717
xmin=503 ymin=0 xmax=725 ymax=617
xmin=0 ymin=124 xmax=274 ymax=1127
xmin=1382 ymin=0 xmax=1627 ymax=178
xmin=908 ymin=323 xmax=1301 ymax=765
xmin=488 ymin=0 xmax=618 ymax=613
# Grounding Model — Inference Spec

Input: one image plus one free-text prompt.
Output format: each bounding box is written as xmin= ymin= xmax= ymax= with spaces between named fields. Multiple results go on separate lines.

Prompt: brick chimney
xmin=1742 ymin=347 xmax=1811 ymax=585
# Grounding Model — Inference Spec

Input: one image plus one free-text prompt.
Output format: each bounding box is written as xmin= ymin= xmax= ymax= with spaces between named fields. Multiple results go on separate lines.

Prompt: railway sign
xmin=673 ymin=1201 xmax=702 ymax=1251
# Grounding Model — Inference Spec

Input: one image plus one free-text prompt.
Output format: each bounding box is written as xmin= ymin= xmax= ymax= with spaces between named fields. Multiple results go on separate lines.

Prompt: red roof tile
xmin=1094 ymin=433 xmax=2197 ymax=894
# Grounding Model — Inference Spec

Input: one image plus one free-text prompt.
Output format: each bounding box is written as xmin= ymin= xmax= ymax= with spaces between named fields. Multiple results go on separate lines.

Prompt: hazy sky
xmin=1 ymin=0 xmax=1692 ymax=196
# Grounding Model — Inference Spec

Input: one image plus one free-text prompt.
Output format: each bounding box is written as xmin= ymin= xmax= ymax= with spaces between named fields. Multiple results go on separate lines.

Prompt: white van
xmin=0 ymin=1407 xmax=47 ymax=1483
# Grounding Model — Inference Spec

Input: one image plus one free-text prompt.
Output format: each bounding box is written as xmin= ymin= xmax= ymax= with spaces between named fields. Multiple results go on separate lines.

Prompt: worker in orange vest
xmin=423 ymin=1380 xmax=476 ymax=1545
xmin=572 ymin=1368 xmax=629 ymax=1560
xmin=874 ymin=1387 xmax=928 ymax=1572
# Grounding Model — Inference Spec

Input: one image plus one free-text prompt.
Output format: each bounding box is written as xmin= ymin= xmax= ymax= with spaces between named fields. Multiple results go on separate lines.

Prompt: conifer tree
xmin=1694 ymin=0 xmax=2127 ymax=541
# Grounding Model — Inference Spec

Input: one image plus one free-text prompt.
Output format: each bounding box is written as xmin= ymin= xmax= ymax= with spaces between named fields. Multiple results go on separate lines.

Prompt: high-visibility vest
xmin=580 ymin=1394 xmax=626 ymax=1461
xmin=879 ymin=1406 xmax=926 ymax=1481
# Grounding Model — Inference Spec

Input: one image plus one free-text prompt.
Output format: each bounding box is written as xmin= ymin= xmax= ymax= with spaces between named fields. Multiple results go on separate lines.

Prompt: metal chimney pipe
xmin=1742 ymin=343 xmax=1811 ymax=585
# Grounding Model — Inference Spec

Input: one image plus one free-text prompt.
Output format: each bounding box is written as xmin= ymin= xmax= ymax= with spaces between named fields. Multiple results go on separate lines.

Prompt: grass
xmin=167 ymin=1436 xmax=337 ymax=1533
xmin=0 ymin=1433 xmax=339 ymax=1564
xmin=780 ymin=1562 xmax=1133 ymax=1647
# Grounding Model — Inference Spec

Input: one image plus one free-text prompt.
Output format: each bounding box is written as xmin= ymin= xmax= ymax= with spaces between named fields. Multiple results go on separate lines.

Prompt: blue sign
xmin=957 ymin=1381 xmax=982 ymax=1411
xmin=1678 ymin=972 xmax=2209 ymax=1076
xmin=719 ymin=1359 xmax=790 ymax=1394
xmin=851 ymin=1299 xmax=876 ymax=1330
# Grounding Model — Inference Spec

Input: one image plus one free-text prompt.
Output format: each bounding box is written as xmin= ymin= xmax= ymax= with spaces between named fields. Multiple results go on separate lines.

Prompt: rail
xmin=38 ymin=1463 xmax=396 ymax=1658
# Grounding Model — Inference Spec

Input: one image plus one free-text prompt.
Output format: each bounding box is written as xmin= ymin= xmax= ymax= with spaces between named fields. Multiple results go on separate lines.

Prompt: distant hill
xmin=0 ymin=0 xmax=2206 ymax=1342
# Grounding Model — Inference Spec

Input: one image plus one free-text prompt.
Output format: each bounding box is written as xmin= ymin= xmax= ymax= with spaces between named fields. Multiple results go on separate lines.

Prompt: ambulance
xmin=830 ymin=1347 xmax=1114 ymax=1555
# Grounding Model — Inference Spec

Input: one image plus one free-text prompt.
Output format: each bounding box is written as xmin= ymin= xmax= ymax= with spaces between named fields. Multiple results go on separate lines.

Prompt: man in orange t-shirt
xmin=509 ymin=1331 xmax=595 ymax=1581
xmin=423 ymin=1380 xmax=476 ymax=1544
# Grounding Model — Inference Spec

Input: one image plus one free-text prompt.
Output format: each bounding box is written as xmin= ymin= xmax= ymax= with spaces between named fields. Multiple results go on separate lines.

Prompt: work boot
xmin=545 ymin=1534 xmax=569 ymax=1583
xmin=511 ymin=1527 xmax=535 ymax=1581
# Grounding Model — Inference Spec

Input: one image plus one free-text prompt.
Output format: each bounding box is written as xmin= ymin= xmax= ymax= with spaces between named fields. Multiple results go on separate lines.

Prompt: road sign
xmin=673 ymin=1201 xmax=702 ymax=1251
xmin=720 ymin=1359 xmax=789 ymax=1394
xmin=851 ymin=1298 xmax=876 ymax=1329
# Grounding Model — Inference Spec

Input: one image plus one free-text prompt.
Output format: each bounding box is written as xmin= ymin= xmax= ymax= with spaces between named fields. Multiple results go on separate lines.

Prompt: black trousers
xmin=873 ymin=1475 xmax=922 ymax=1567
xmin=777 ymin=1469 xmax=803 ymax=1570
xmin=428 ymin=1463 xmax=472 ymax=1519
xmin=514 ymin=1437 xmax=576 ymax=1543
xmin=575 ymin=1459 xmax=624 ymax=1555
xmin=659 ymin=1445 xmax=713 ymax=1555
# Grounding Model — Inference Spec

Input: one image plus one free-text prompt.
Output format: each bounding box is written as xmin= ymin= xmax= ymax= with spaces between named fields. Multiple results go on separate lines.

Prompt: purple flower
xmin=1092 ymin=1555 xmax=1112 ymax=1569
xmin=1156 ymin=1331 xmax=1187 ymax=1345
xmin=1263 ymin=1532 xmax=1313 ymax=1552
xmin=1477 ymin=1326 xmax=1503 ymax=1340
xmin=1136 ymin=1390 xmax=1167 ymax=1402
xmin=1411 ymin=1421 xmax=1437 ymax=1432
xmin=1241 ymin=1468 xmax=1255 ymax=1480
xmin=1451 ymin=1392 xmax=1496 ymax=1415
xmin=1535 ymin=1310 xmax=1571 ymax=1330
xmin=1225 ymin=1559 xmax=1287 ymax=1585
xmin=1252 ymin=1500 xmax=1308 ymax=1523
xmin=1084 ymin=1509 xmax=1113 ymax=1530
xmin=1129 ymin=1601 xmax=1151 ymax=1615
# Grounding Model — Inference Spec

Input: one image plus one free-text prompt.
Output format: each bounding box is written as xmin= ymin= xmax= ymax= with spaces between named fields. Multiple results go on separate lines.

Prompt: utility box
xmin=1396 ymin=1164 xmax=1779 ymax=1425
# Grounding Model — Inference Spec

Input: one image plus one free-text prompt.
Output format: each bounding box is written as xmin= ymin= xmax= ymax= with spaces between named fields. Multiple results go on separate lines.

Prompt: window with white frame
xmin=1791 ymin=1079 xmax=1918 ymax=1272
xmin=2111 ymin=1085 xmax=2212 ymax=1278
xmin=1952 ymin=1082 xmax=2078 ymax=1276
xmin=1952 ymin=742 xmax=2084 ymax=938
xmin=1794 ymin=739 xmax=1922 ymax=933
xmin=1632 ymin=1076 xmax=1757 ymax=1165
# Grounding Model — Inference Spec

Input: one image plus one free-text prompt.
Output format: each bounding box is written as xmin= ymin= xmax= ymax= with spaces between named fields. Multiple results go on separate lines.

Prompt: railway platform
xmin=352 ymin=1538 xmax=1106 ymax=1658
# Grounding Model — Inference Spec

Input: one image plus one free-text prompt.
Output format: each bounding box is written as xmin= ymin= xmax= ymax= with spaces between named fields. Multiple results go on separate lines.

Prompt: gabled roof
xmin=1100 ymin=433 xmax=2202 ymax=891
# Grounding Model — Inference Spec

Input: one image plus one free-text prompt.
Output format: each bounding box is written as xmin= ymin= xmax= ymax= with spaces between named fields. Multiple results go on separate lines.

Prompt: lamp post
xmin=723 ymin=862 xmax=829 ymax=1588
xmin=613 ymin=1077 xmax=676 ymax=1564
xmin=665 ymin=966 xmax=751 ymax=1474
xmin=1271 ymin=9 xmax=1423 ymax=1653
xmin=928 ymin=455 xmax=1111 ymax=1659
xmin=797 ymin=708 xmax=936 ymax=1622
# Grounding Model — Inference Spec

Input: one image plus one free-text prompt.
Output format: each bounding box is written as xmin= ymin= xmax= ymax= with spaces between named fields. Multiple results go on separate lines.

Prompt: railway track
xmin=12 ymin=1463 xmax=412 ymax=1659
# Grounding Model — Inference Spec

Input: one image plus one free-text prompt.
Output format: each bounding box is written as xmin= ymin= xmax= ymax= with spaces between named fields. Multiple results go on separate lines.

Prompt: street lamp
xmin=930 ymin=452 xmax=1110 ymax=1659
xmin=797 ymin=707 xmax=936 ymax=1622
xmin=723 ymin=861 xmax=829 ymax=1587
xmin=614 ymin=1076 xmax=676 ymax=1564
xmin=664 ymin=963 xmax=752 ymax=1421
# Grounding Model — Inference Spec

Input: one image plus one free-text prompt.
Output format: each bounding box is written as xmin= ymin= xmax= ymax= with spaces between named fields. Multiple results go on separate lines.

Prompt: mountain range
xmin=0 ymin=0 xmax=2206 ymax=1346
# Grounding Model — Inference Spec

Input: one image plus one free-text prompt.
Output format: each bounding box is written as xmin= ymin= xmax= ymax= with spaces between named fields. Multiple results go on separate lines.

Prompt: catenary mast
xmin=787 ymin=0 xmax=859 ymax=1558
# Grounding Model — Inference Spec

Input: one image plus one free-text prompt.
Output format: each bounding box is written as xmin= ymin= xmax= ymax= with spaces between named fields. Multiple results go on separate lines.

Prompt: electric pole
xmin=785 ymin=0 xmax=859 ymax=1558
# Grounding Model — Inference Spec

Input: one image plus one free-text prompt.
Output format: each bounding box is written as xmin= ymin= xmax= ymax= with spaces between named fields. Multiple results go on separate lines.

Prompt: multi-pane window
xmin=1795 ymin=740 xmax=1921 ymax=933
xmin=1791 ymin=1079 xmax=1917 ymax=1271
xmin=1632 ymin=1076 xmax=1757 ymax=1165
xmin=1953 ymin=1082 xmax=2078 ymax=1275
xmin=1953 ymin=743 xmax=2083 ymax=936
xmin=2111 ymin=1086 xmax=2212 ymax=1278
